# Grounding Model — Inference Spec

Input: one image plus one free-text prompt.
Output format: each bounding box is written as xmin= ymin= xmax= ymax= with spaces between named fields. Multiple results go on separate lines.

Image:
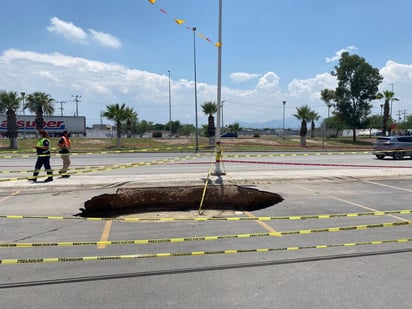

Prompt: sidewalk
xmin=2 ymin=167 xmax=412 ymax=190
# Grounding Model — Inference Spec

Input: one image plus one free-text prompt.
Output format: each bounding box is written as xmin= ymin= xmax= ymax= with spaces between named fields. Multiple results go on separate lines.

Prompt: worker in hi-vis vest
xmin=57 ymin=130 xmax=71 ymax=178
xmin=29 ymin=129 xmax=53 ymax=182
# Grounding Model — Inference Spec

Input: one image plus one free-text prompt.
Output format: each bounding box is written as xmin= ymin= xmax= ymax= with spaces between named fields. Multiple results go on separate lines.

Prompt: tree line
xmin=1 ymin=52 xmax=408 ymax=149
xmin=0 ymin=90 xmax=239 ymax=149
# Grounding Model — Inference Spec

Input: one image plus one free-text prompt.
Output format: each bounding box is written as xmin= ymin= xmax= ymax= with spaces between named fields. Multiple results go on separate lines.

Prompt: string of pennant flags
xmin=147 ymin=0 xmax=222 ymax=47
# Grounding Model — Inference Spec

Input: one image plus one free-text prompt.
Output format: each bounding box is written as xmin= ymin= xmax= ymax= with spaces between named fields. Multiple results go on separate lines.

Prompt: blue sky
xmin=1 ymin=0 xmax=412 ymax=128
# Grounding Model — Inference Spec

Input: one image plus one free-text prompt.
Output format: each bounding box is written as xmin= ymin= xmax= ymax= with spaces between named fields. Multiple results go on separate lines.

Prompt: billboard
xmin=0 ymin=115 xmax=86 ymax=135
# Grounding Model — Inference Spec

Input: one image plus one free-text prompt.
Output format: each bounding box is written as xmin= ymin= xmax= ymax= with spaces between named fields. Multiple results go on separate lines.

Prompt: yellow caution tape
xmin=1 ymin=238 xmax=410 ymax=264
xmin=1 ymin=221 xmax=410 ymax=248
xmin=1 ymin=209 xmax=411 ymax=222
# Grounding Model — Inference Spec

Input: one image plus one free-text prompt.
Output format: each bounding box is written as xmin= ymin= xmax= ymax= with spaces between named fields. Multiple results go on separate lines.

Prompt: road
xmin=0 ymin=151 xmax=411 ymax=308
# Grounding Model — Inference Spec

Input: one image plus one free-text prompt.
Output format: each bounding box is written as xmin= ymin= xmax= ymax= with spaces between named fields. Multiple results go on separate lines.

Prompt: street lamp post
xmin=168 ymin=70 xmax=172 ymax=137
xmin=282 ymin=100 xmax=286 ymax=130
xmin=213 ymin=0 xmax=224 ymax=176
xmin=192 ymin=27 xmax=199 ymax=152
xmin=20 ymin=92 xmax=26 ymax=139
xmin=221 ymin=100 xmax=225 ymax=128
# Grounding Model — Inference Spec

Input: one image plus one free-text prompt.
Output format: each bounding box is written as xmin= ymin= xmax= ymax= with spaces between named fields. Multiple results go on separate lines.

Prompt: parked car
xmin=372 ymin=136 xmax=412 ymax=160
xmin=220 ymin=132 xmax=238 ymax=138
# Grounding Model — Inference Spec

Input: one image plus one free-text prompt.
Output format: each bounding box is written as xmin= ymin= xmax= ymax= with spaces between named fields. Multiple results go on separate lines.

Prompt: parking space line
xmin=0 ymin=191 xmax=20 ymax=203
xmin=244 ymin=211 xmax=281 ymax=236
xmin=362 ymin=180 xmax=412 ymax=193
xmin=295 ymin=184 xmax=408 ymax=222
xmin=97 ymin=221 xmax=112 ymax=249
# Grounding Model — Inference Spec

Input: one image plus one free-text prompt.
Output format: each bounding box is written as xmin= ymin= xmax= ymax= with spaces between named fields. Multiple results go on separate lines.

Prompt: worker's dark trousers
xmin=33 ymin=156 xmax=53 ymax=180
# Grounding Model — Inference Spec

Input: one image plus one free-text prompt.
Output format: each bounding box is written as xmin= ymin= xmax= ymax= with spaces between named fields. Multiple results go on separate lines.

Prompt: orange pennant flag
xmin=175 ymin=19 xmax=185 ymax=25
xmin=148 ymin=0 xmax=156 ymax=4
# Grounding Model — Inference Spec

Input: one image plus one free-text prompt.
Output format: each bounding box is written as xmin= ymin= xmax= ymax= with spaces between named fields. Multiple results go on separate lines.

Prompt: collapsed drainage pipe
xmin=81 ymin=185 xmax=283 ymax=217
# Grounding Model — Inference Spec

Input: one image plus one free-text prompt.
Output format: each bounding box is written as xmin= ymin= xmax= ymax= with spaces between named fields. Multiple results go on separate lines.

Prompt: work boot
xmin=44 ymin=178 xmax=53 ymax=182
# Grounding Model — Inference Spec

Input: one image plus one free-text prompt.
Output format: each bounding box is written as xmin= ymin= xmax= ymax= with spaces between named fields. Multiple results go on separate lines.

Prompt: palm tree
xmin=308 ymin=110 xmax=320 ymax=138
xmin=25 ymin=92 xmax=55 ymax=130
xmin=0 ymin=90 xmax=21 ymax=149
xmin=103 ymin=103 xmax=128 ymax=146
xmin=293 ymin=105 xmax=313 ymax=146
xmin=380 ymin=90 xmax=399 ymax=136
xmin=201 ymin=101 xmax=217 ymax=145
xmin=124 ymin=107 xmax=138 ymax=138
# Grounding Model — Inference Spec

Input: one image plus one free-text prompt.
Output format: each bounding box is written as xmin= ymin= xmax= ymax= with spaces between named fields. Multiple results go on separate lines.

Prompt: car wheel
xmin=393 ymin=152 xmax=405 ymax=160
xmin=376 ymin=154 xmax=385 ymax=159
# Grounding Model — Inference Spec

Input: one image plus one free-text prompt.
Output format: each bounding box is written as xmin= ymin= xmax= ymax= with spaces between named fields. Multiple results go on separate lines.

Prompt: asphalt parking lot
xmin=0 ymin=152 xmax=411 ymax=308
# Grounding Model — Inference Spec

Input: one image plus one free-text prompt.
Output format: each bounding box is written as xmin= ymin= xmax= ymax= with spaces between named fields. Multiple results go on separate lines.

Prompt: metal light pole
xmin=168 ymin=70 xmax=172 ymax=137
xmin=192 ymin=27 xmax=199 ymax=152
xmin=20 ymin=92 xmax=26 ymax=139
xmin=282 ymin=100 xmax=286 ymax=130
xmin=213 ymin=0 xmax=224 ymax=176
xmin=221 ymin=100 xmax=225 ymax=128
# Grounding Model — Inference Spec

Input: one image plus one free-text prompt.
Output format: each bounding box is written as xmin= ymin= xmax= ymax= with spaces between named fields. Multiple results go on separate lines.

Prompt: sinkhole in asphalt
xmin=80 ymin=185 xmax=283 ymax=217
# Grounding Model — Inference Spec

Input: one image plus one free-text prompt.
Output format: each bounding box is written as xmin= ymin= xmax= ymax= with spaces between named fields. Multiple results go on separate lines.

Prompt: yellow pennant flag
xmin=215 ymin=42 xmax=223 ymax=47
xmin=148 ymin=0 xmax=156 ymax=4
xmin=174 ymin=19 xmax=185 ymax=25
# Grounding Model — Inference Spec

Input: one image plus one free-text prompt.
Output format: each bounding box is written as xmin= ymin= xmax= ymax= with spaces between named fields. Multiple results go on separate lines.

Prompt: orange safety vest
xmin=61 ymin=136 xmax=71 ymax=148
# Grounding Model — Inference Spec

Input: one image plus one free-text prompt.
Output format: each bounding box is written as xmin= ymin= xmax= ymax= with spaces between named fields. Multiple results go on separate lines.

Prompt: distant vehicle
xmin=221 ymin=132 xmax=238 ymax=138
xmin=372 ymin=136 xmax=412 ymax=160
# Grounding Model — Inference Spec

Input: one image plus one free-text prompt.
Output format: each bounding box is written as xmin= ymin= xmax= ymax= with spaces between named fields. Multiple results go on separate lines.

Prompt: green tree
xmin=380 ymin=90 xmax=399 ymax=136
xmin=166 ymin=120 xmax=181 ymax=136
xmin=124 ymin=107 xmax=138 ymax=138
xmin=332 ymin=52 xmax=383 ymax=142
xmin=201 ymin=101 xmax=217 ymax=145
xmin=103 ymin=103 xmax=128 ymax=146
xmin=324 ymin=115 xmax=346 ymax=137
xmin=293 ymin=105 xmax=313 ymax=146
xmin=365 ymin=115 xmax=383 ymax=137
xmin=135 ymin=120 xmax=153 ymax=137
xmin=25 ymin=92 xmax=55 ymax=130
xmin=180 ymin=124 xmax=195 ymax=136
xmin=0 ymin=90 xmax=21 ymax=149
xmin=227 ymin=122 xmax=241 ymax=133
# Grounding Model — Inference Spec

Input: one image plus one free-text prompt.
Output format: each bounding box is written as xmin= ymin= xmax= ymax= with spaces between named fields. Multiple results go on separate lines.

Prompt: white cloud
xmin=325 ymin=46 xmax=358 ymax=63
xmin=230 ymin=72 xmax=260 ymax=83
xmin=47 ymin=17 xmax=121 ymax=48
xmin=1 ymin=49 xmax=412 ymax=127
xmin=47 ymin=17 xmax=87 ymax=43
xmin=88 ymin=29 xmax=122 ymax=49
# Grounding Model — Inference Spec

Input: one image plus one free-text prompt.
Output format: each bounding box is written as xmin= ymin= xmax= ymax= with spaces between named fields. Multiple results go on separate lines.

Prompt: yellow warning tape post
xmin=0 ymin=221 xmax=410 ymax=248
xmin=0 ymin=238 xmax=410 ymax=265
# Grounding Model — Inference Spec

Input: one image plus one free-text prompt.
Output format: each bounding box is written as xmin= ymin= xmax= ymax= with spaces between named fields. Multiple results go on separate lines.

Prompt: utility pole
xmin=403 ymin=110 xmax=408 ymax=122
xmin=57 ymin=100 xmax=66 ymax=116
xmin=72 ymin=95 xmax=81 ymax=117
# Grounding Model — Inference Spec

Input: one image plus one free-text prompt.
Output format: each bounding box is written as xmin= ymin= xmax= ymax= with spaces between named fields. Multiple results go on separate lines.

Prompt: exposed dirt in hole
xmin=81 ymin=185 xmax=283 ymax=217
